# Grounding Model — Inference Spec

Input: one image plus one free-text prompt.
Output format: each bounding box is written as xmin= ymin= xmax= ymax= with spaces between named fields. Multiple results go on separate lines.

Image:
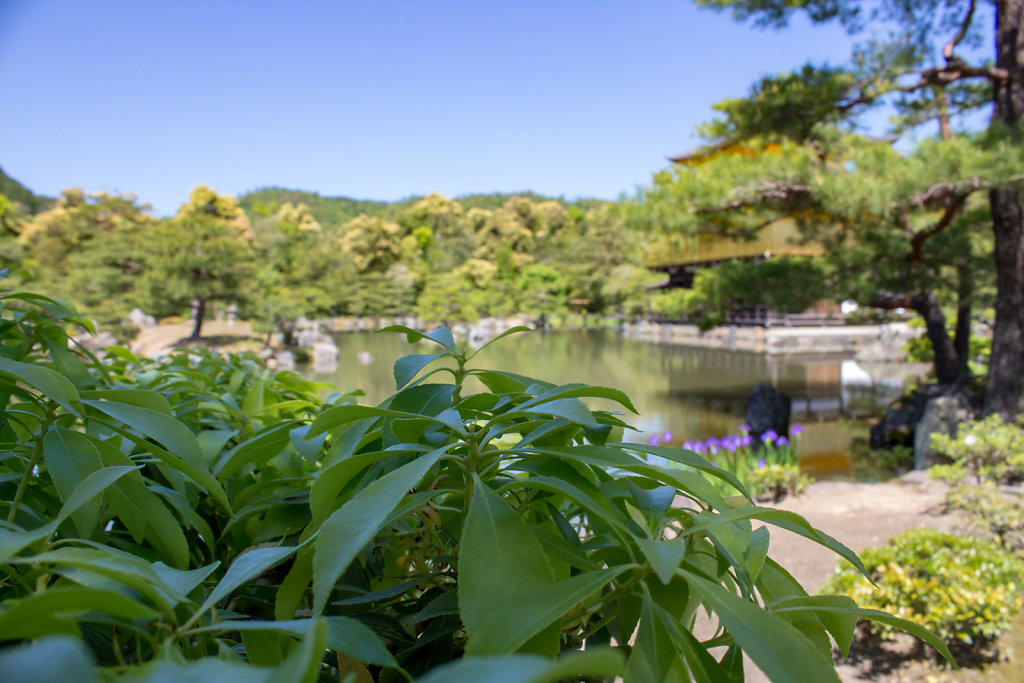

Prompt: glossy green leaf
xmin=197 ymin=429 xmax=237 ymax=464
xmin=82 ymin=399 xmax=203 ymax=465
xmin=0 ymin=524 xmax=56 ymax=564
xmin=11 ymin=548 xmax=180 ymax=616
xmin=394 ymin=353 xmax=444 ymax=389
xmin=676 ymin=627 xmax=735 ymax=683
xmin=679 ymin=568 xmax=840 ymax=683
xmin=465 ymin=325 xmax=532 ymax=358
xmin=638 ymin=537 xmax=687 ymax=585
xmin=308 ymin=403 xmax=448 ymax=438
xmin=772 ymin=602 xmax=956 ymax=664
xmin=686 ymin=506 xmax=869 ymax=579
xmin=623 ymin=591 xmax=687 ymax=683
xmin=0 ymin=358 xmax=82 ymax=414
xmin=289 ymin=423 xmax=326 ymax=465
xmin=0 ymin=587 xmax=160 ymax=641
xmin=82 ymin=399 xmax=231 ymax=512
xmin=471 ymin=369 xmax=554 ymax=395
xmin=460 ymin=476 xmax=556 ymax=655
xmin=129 ymin=658 xmax=275 ymax=683
xmin=613 ymin=442 xmax=750 ymax=498
xmin=471 ymin=568 xmax=623 ymax=655
xmin=514 ymin=397 xmax=600 ymax=429
xmin=379 ymin=324 xmax=456 ymax=351
xmin=89 ymin=443 xmax=191 ymax=568
xmin=269 ymin=617 xmax=327 ymax=683
xmin=518 ymin=382 xmax=638 ymax=414
xmin=312 ymin=449 xmax=443 ymax=614
xmin=495 ymin=475 xmax=633 ymax=536
xmin=414 ymin=648 xmax=625 ymax=683
xmin=0 ymin=636 xmax=97 ymax=683
xmin=192 ymin=617 xmax=397 ymax=667
xmin=151 ymin=561 xmax=220 ymax=605
xmin=627 ymin=480 xmax=675 ymax=529
xmin=79 ymin=389 xmax=172 ymax=414
xmin=189 ymin=545 xmax=299 ymax=627
xmin=213 ymin=422 xmax=294 ymax=479
xmin=54 ymin=464 xmax=141 ymax=528
xmin=42 ymin=426 xmax=104 ymax=537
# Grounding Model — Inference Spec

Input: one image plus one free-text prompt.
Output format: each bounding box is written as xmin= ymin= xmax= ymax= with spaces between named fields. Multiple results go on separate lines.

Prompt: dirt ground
xmin=131 ymin=320 xmax=258 ymax=358
xmin=744 ymin=474 xmax=970 ymax=682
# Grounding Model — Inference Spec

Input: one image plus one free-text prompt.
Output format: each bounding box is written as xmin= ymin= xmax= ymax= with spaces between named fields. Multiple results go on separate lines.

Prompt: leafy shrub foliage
xmin=944 ymin=483 xmax=1024 ymax=554
xmin=746 ymin=464 xmax=811 ymax=502
xmin=929 ymin=415 xmax=1024 ymax=485
xmin=824 ymin=528 xmax=1024 ymax=656
xmin=0 ymin=278 xmax=950 ymax=681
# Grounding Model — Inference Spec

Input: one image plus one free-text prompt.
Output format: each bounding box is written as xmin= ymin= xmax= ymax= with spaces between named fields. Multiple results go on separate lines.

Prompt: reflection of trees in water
xmin=301 ymin=330 xmax=922 ymax=478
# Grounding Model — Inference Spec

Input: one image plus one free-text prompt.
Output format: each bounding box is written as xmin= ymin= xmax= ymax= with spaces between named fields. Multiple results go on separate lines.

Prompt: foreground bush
xmin=824 ymin=528 xmax=1024 ymax=657
xmin=0 ymin=277 xmax=950 ymax=681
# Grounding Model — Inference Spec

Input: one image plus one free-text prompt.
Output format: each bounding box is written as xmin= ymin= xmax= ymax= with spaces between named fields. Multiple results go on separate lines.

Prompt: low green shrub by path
xmin=930 ymin=415 xmax=1024 ymax=486
xmin=825 ymin=528 xmax=1024 ymax=661
xmin=0 ymin=275 xmax=952 ymax=682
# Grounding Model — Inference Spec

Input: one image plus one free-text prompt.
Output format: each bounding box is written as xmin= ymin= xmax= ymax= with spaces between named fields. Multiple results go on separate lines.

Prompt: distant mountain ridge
xmin=0 ymin=166 xmax=611 ymax=227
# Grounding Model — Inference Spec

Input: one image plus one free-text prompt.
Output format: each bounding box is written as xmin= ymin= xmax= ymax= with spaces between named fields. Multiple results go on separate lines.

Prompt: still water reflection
xmin=301 ymin=329 xmax=923 ymax=480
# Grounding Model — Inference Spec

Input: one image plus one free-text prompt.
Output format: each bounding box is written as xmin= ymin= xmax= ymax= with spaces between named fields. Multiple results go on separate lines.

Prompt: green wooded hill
xmin=0 ymin=166 xmax=53 ymax=215
xmin=238 ymin=186 xmax=611 ymax=231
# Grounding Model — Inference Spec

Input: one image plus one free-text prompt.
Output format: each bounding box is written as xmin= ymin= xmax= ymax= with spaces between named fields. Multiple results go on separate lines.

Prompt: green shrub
xmin=929 ymin=415 xmax=1024 ymax=485
xmin=0 ymin=275 xmax=952 ymax=681
xmin=824 ymin=528 xmax=1024 ymax=655
xmin=746 ymin=464 xmax=812 ymax=502
xmin=945 ymin=483 xmax=1024 ymax=554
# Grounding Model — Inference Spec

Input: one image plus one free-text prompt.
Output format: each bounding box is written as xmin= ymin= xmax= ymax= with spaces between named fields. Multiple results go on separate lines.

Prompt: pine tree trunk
xmin=954 ymin=263 xmax=973 ymax=380
xmin=984 ymin=0 xmax=1024 ymax=418
xmin=190 ymin=299 xmax=206 ymax=340
xmin=913 ymin=290 xmax=962 ymax=386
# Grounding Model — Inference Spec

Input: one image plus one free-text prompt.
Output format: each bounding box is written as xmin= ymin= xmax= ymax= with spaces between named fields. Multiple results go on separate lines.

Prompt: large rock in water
xmin=914 ymin=395 xmax=971 ymax=470
xmin=745 ymin=382 xmax=791 ymax=445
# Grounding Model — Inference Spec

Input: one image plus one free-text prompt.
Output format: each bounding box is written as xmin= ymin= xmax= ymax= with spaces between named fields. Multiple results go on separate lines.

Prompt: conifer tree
xmin=640 ymin=0 xmax=1024 ymax=415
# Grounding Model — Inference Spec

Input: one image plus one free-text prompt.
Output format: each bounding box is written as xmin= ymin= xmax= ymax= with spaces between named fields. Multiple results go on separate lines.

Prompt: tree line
xmin=0 ymin=180 xmax=659 ymax=342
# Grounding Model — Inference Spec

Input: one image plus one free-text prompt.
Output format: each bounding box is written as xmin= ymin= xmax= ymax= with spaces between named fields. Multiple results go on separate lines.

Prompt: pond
xmin=299 ymin=328 xmax=924 ymax=480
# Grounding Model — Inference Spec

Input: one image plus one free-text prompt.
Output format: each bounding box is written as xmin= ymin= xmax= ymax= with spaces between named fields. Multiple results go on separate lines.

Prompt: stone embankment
xmin=623 ymin=321 xmax=920 ymax=359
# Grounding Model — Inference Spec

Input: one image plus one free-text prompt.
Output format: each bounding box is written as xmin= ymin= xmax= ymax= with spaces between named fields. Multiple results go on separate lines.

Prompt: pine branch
xmin=692 ymin=182 xmax=814 ymax=213
xmin=942 ymin=0 xmax=976 ymax=63
xmin=908 ymin=196 xmax=967 ymax=262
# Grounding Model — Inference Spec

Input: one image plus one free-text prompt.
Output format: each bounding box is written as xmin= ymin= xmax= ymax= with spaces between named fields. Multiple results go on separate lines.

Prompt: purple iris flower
xmin=683 ymin=440 xmax=695 ymax=451
xmin=777 ymin=436 xmax=789 ymax=447
xmin=761 ymin=429 xmax=779 ymax=444
xmin=705 ymin=437 xmax=721 ymax=449
xmin=791 ymin=424 xmax=805 ymax=436
xmin=692 ymin=442 xmax=706 ymax=454
xmin=663 ymin=431 xmax=673 ymax=442
xmin=757 ymin=458 xmax=766 ymax=469
xmin=739 ymin=424 xmax=751 ymax=432
xmin=649 ymin=435 xmax=661 ymax=446
xmin=740 ymin=434 xmax=753 ymax=447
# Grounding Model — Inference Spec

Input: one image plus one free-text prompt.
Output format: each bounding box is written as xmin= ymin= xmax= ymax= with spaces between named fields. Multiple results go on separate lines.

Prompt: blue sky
xmin=1 ymin=1 xmax=865 ymax=216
